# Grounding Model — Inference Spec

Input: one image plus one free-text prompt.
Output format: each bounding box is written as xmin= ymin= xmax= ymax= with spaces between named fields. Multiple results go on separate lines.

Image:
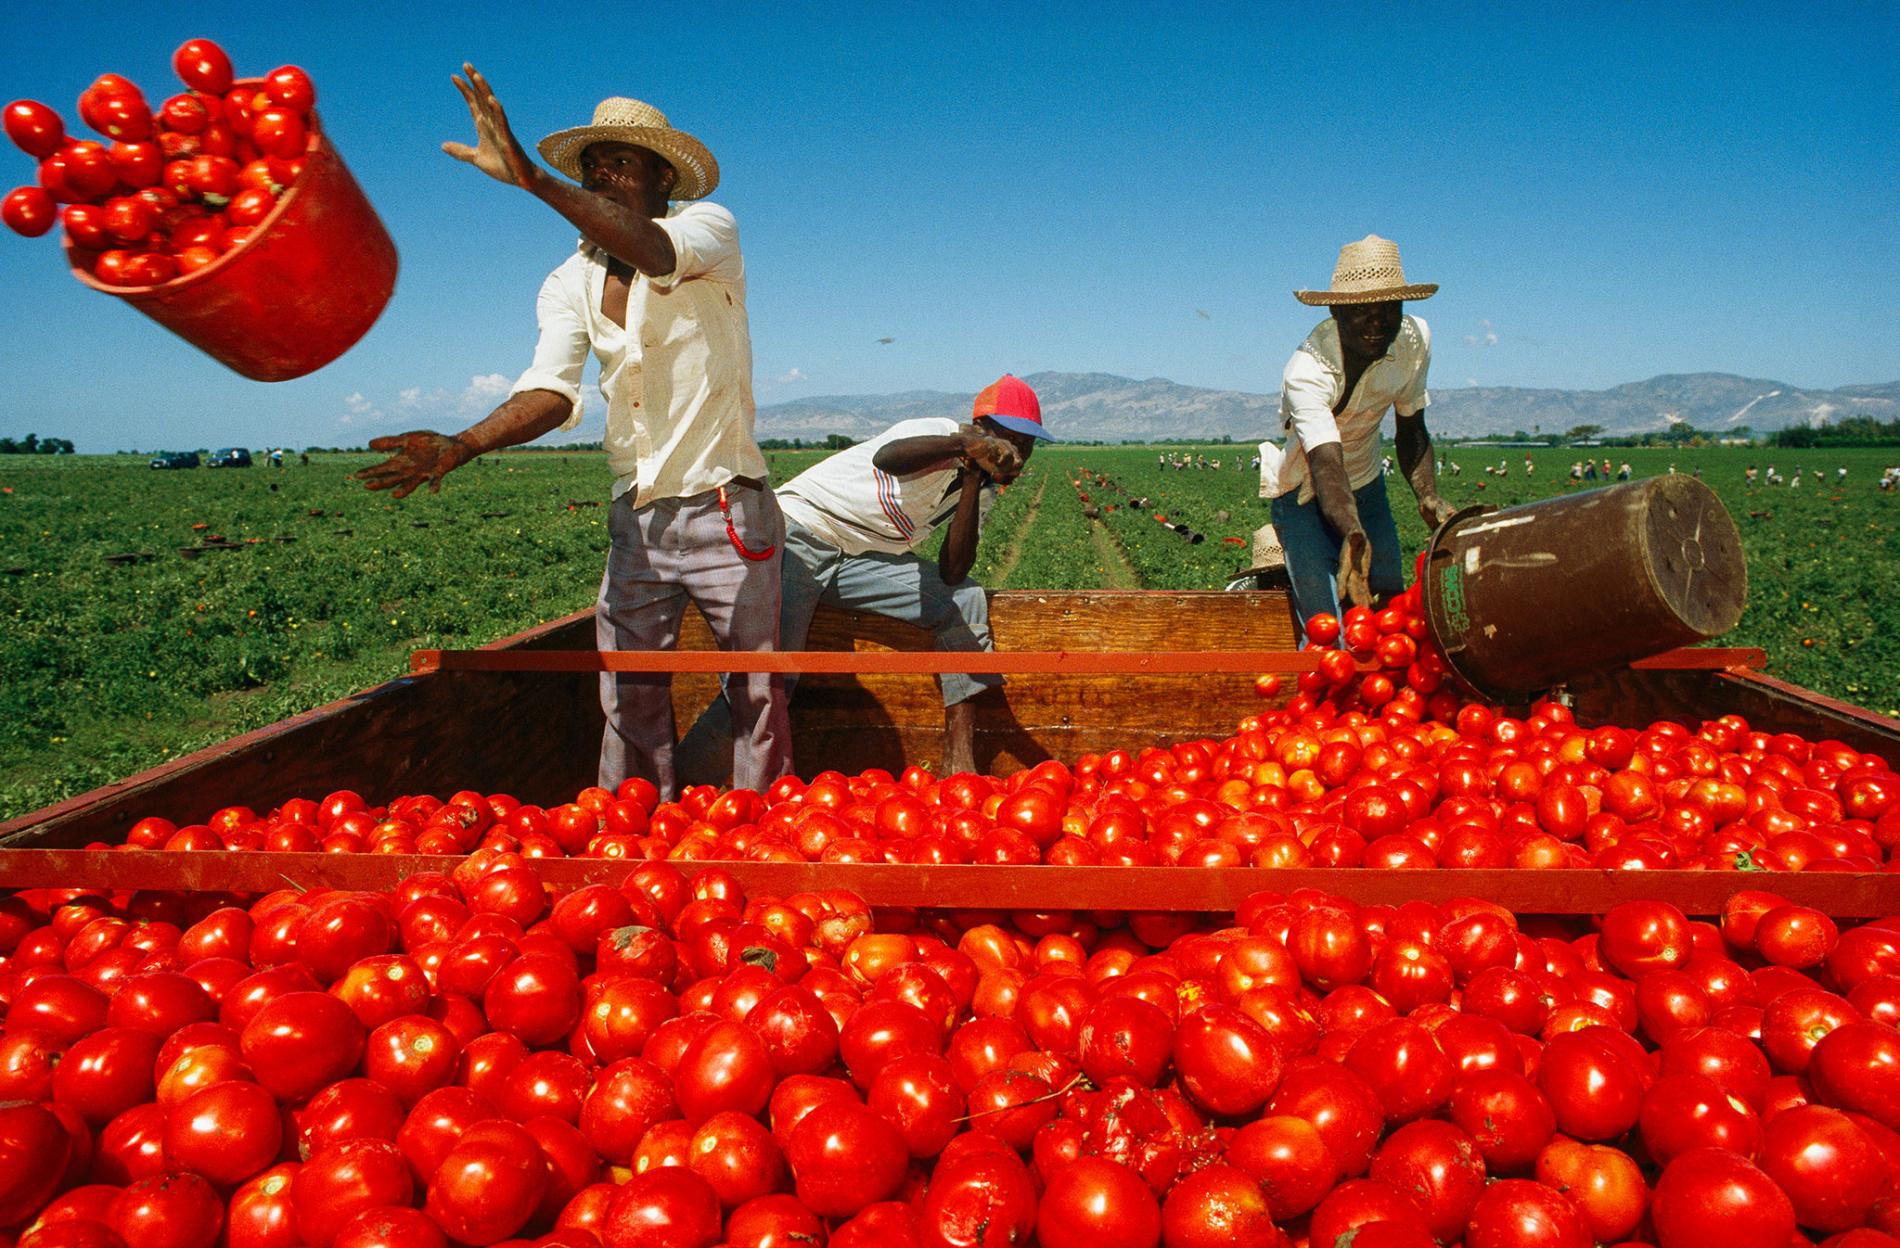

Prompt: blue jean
xmin=1270 ymin=476 xmax=1405 ymax=641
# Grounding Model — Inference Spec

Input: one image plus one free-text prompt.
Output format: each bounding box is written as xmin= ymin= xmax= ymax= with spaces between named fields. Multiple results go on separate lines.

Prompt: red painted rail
xmin=408 ymin=646 xmax=1767 ymax=678
xmin=0 ymin=850 xmax=1893 ymax=916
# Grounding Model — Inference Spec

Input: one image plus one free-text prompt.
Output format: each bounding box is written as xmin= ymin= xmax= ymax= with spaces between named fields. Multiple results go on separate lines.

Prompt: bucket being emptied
xmin=1419 ymin=475 xmax=1747 ymax=701
xmin=65 ymin=97 xmax=397 ymax=382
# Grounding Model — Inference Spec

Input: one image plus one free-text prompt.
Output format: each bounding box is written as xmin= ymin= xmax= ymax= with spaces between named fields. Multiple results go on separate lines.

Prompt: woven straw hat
xmin=537 ymin=98 xmax=719 ymax=200
xmin=1295 ymin=235 xmax=1438 ymax=306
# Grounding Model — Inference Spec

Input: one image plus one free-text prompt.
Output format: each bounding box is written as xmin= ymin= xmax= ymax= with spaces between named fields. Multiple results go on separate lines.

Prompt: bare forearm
xmin=874 ymin=435 xmax=966 ymax=477
xmin=1307 ymin=443 xmax=1363 ymax=539
xmin=454 ymin=389 xmax=575 ymax=455
xmin=938 ymin=470 xmax=984 ymax=584
xmin=526 ymin=169 xmax=676 ymax=276
xmin=1396 ymin=411 xmax=1439 ymax=501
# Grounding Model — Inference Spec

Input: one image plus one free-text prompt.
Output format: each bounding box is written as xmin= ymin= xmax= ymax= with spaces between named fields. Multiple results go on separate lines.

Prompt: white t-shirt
xmin=778 ymin=417 xmax=992 ymax=556
xmin=1260 ymin=315 xmax=1432 ymax=504
xmin=509 ymin=202 xmax=766 ymax=506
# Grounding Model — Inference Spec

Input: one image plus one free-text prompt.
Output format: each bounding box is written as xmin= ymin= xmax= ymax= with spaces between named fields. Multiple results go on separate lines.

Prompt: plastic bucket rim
xmin=63 ymin=80 xmax=324 ymax=299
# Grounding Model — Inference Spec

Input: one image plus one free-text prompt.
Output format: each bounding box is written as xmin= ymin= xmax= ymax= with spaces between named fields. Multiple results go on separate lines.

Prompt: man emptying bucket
xmin=1259 ymin=235 xmax=1455 ymax=637
xmin=355 ymin=67 xmax=788 ymax=801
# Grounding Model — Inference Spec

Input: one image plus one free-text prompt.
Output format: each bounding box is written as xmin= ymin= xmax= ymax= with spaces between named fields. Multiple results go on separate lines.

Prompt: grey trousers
xmin=676 ymin=518 xmax=1000 ymax=782
xmin=596 ymin=482 xmax=791 ymax=799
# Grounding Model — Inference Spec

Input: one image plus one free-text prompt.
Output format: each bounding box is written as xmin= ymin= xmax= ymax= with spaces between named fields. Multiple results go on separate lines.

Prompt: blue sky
xmin=1 ymin=2 xmax=1894 ymax=451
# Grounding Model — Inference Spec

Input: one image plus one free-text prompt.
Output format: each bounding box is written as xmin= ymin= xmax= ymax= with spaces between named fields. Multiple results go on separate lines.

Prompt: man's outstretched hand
xmin=442 ymin=63 xmax=538 ymax=189
xmin=1335 ymin=529 xmax=1372 ymax=608
xmin=354 ymin=431 xmax=475 ymax=499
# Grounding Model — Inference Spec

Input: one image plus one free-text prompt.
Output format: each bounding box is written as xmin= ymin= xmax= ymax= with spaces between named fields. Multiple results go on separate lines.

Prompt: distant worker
xmin=1619 ymin=462 xmax=1632 ymax=480
xmin=1259 ymin=236 xmax=1452 ymax=634
xmin=1523 ymin=454 xmax=1534 ymax=475
xmin=1745 ymin=465 xmax=1758 ymax=485
xmin=1447 ymin=458 xmax=1461 ymax=475
xmin=1791 ymin=468 xmax=1803 ymax=490
xmin=1838 ymin=466 xmax=1849 ymax=484
xmin=681 ymin=375 xmax=1049 ymax=778
xmin=1602 ymin=458 xmax=1612 ymax=478
xmin=1584 ymin=460 xmax=1598 ymax=481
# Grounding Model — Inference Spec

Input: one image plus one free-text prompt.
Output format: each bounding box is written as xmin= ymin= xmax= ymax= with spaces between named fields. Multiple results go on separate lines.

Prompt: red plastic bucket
xmin=65 ymin=97 xmax=397 ymax=382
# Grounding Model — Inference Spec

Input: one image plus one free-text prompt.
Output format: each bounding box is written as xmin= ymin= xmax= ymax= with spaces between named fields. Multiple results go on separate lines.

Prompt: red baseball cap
xmin=972 ymin=374 xmax=1054 ymax=440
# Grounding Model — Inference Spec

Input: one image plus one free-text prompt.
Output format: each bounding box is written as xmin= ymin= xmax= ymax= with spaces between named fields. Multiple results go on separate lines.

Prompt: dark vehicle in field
xmin=208 ymin=447 xmax=253 ymax=468
xmin=148 ymin=451 xmax=201 ymax=469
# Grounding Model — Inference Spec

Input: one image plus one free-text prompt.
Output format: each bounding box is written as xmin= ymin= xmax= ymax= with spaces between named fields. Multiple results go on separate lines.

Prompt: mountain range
xmin=756 ymin=372 xmax=1900 ymax=443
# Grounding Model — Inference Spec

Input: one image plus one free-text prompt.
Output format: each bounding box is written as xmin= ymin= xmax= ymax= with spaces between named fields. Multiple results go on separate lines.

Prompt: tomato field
xmin=2 ymin=443 xmax=1896 ymax=819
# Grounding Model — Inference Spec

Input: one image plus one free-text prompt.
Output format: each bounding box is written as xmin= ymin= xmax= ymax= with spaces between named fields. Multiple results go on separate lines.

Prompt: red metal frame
xmin=1 ymin=851 xmax=1894 ymax=917
xmin=409 ymin=645 xmax=1769 ymax=678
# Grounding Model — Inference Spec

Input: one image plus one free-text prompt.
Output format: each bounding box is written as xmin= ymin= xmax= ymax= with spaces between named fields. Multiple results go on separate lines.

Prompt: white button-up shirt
xmin=1260 ymin=314 xmax=1431 ymax=504
xmin=509 ymin=201 xmax=767 ymax=507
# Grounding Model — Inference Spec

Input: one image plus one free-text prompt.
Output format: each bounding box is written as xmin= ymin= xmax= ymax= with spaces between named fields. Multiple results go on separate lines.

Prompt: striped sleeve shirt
xmin=777 ymin=417 xmax=992 ymax=555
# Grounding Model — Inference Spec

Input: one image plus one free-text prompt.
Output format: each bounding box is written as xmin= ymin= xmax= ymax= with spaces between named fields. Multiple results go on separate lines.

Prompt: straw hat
xmin=1295 ymin=235 xmax=1438 ymax=306
xmin=537 ymin=98 xmax=719 ymax=200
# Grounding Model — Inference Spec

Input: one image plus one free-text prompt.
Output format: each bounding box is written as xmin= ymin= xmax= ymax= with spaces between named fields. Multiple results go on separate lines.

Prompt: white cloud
xmin=398 ymin=387 xmax=423 ymax=407
xmin=1463 ymin=319 xmax=1499 ymax=348
xmin=463 ymin=373 xmax=511 ymax=405
xmin=776 ymin=367 xmax=808 ymax=385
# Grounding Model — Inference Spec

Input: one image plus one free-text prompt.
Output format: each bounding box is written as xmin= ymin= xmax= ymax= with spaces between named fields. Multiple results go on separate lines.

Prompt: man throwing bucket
xmin=680 ymin=376 xmax=1049 ymax=778
xmin=355 ymin=67 xmax=788 ymax=800
xmin=1259 ymin=235 xmax=1455 ymax=633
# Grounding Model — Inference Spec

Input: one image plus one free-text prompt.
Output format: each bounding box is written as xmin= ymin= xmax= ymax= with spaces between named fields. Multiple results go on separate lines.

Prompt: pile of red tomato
xmin=2 ymin=39 xmax=315 ymax=285
xmin=3 ymin=857 xmax=1900 ymax=1248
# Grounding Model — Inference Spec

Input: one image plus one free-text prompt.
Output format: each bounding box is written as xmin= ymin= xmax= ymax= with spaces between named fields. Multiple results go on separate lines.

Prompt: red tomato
xmin=579 ymin=1057 xmax=679 ymax=1166
xmin=1345 ymin=1019 xmax=1454 ymax=1124
xmin=784 ymin=1100 xmax=908 ymax=1218
xmin=1464 ymin=1179 xmax=1590 ymax=1248
xmin=263 ymin=67 xmax=317 ymax=114
xmin=917 ymin=1149 xmax=1037 ymax=1248
xmin=1758 ymin=1104 xmax=1888 ymax=1232
xmin=424 ymin=1120 xmax=547 ymax=1244
xmin=1226 ymin=1114 xmax=1339 ymax=1218
xmin=684 ymin=1110 xmax=785 ymax=1208
xmin=480 ymin=952 xmax=580 ymax=1046
xmin=866 ymin=1051 xmax=964 ymax=1158
xmin=1650 ymin=1148 xmax=1795 ymax=1248
xmin=6 ymin=100 xmax=66 ymax=158
xmin=295 ymin=1138 xmax=414 ymax=1248
xmin=1368 ymin=1119 xmax=1489 ymax=1242
xmin=598 ymin=1169 xmax=722 ymax=1248
xmin=225 ymin=1164 xmax=298 ymax=1248
xmin=3 ymin=185 xmax=56 ymax=236
xmin=239 ymin=990 xmax=367 ymax=1100
xmin=162 ymin=1080 xmax=282 ymax=1186
xmin=109 ymin=1173 xmax=224 ymax=1248
xmin=1532 ymin=1138 xmax=1647 ymax=1242
xmin=173 ymin=41 xmax=235 ymax=95
xmin=1159 ymin=1163 xmax=1279 ymax=1248
xmin=1537 ymin=1028 xmax=1646 ymax=1141
xmin=1036 ymin=1156 xmax=1161 ymax=1248
xmin=1265 ymin=1060 xmax=1387 ymax=1176
xmin=1808 ymin=1020 xmax=1900 ymax=1129
xmin=0 ymin=1102 xmax=73 ymax=1227
xmin=396 ymin=1086 xmax=500 ymax=1179
xmin=1309 ymin=1178 xmax=1435 ymax=1248
xmin=50 ymin=1026 xmax=160 ymax=1123
xmin=250 ymin=109 xmax=307 ymax=161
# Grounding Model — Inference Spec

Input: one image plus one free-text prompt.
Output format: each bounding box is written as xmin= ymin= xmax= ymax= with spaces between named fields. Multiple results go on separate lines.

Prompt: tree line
xmin=0 ymin=434 xmax=76 ymax=454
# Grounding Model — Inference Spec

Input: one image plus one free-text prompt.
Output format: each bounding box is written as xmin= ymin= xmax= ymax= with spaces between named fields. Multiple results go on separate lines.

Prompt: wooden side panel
xmin=674 ymin=591 xmax=1300 ymax=773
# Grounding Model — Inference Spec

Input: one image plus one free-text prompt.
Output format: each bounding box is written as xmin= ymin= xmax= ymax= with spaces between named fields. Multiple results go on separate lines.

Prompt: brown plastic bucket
xmin=1420 ymin=475 xmax=1746 ymax=700
xmin=65 ymin=96 xmax=397 ymax=382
